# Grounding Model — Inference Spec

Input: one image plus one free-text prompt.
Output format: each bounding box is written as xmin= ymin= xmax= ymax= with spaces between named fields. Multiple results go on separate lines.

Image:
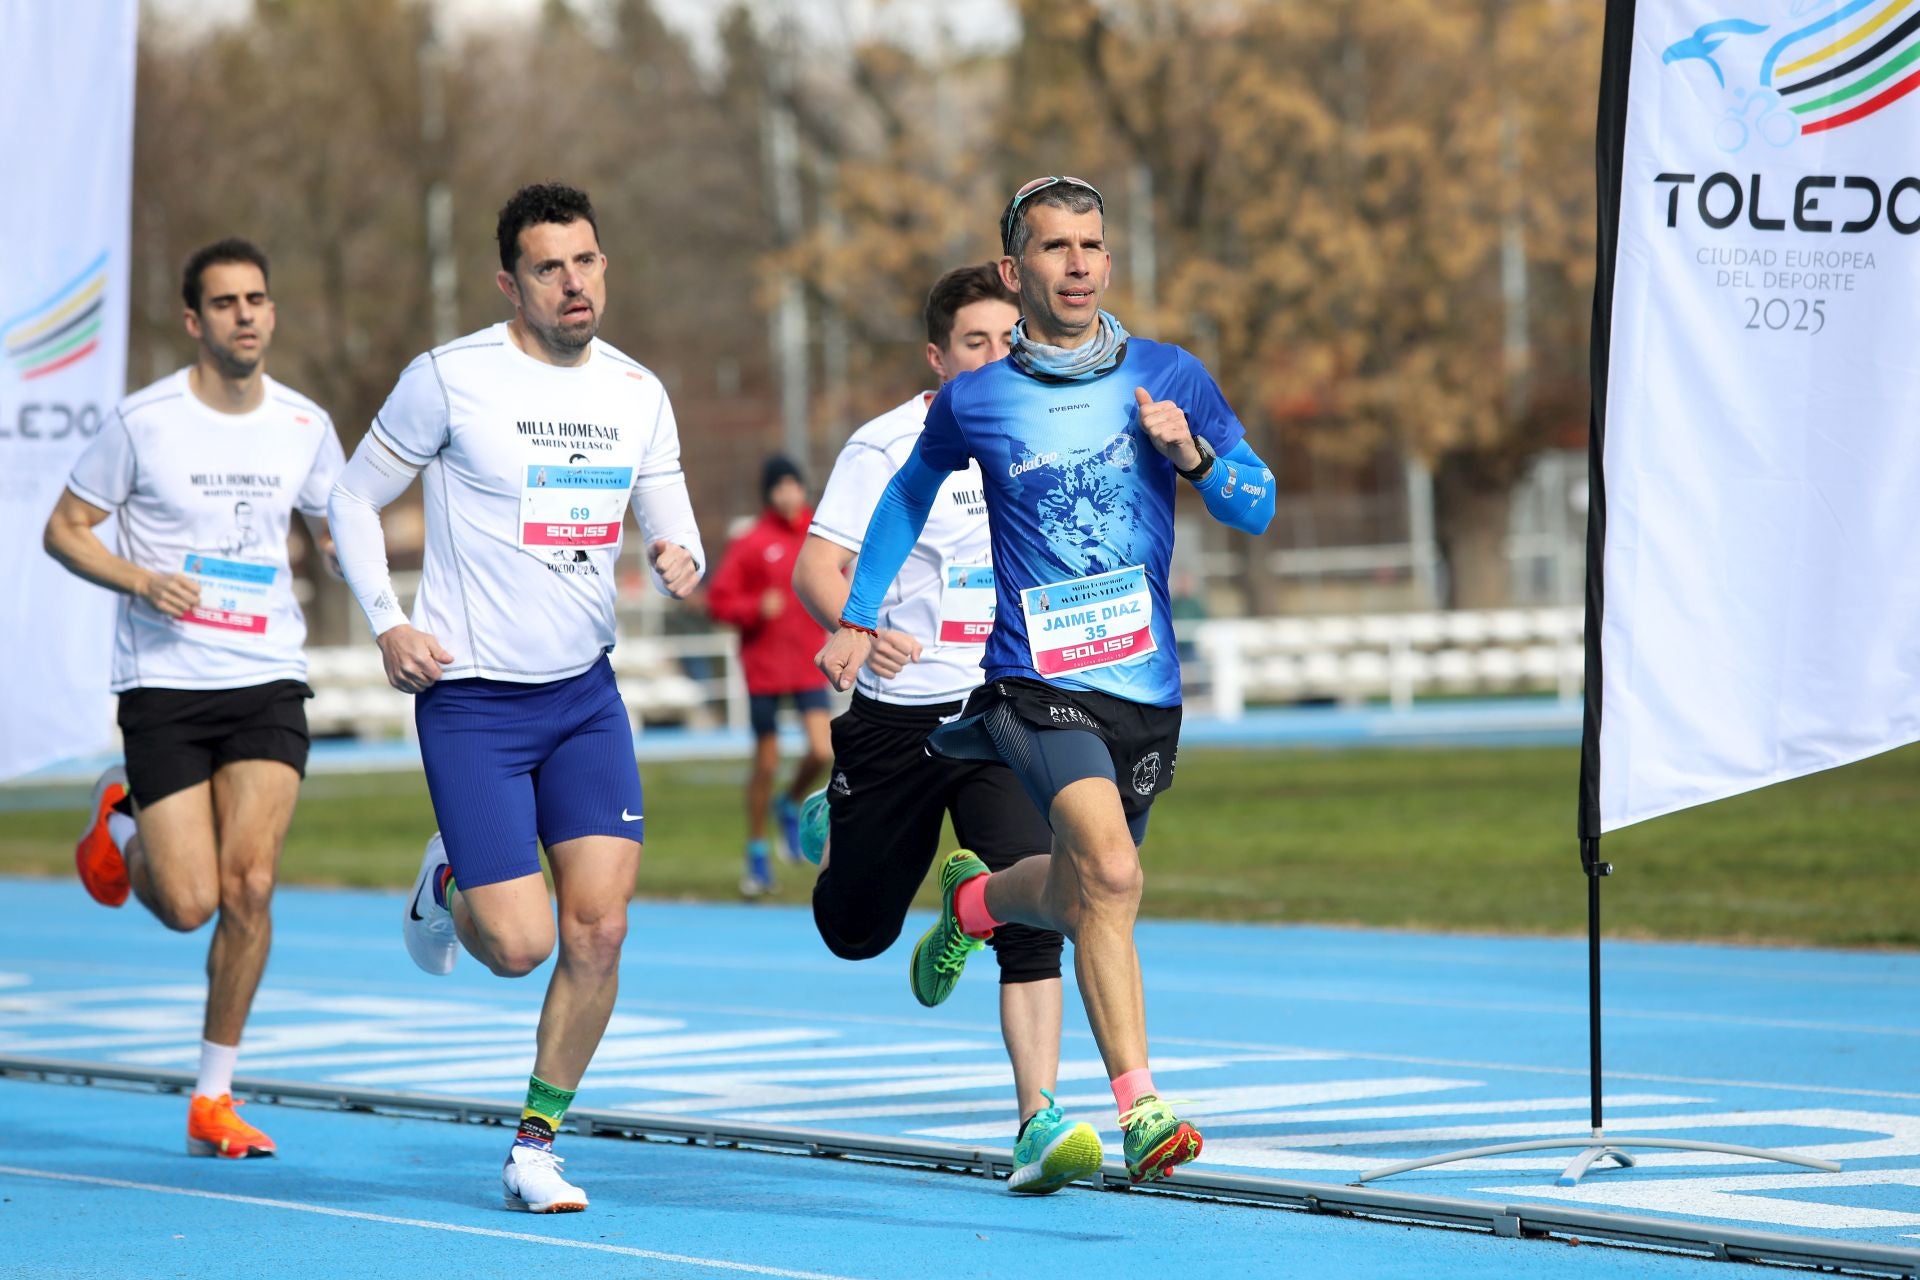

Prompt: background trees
xmin=132 ymin=0 xmax=1601 ymax=625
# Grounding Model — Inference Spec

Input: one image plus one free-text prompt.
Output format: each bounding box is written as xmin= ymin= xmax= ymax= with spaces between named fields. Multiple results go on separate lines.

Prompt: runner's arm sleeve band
xmin=327 ymin=435 xmax=421 ymax=638
xmin=840 ymin=444 xmax=948 ymax=629
xmin=1191 ymin=437 xmax=1276 ymax=535
xmin=633 ymin=470 xmax=707 ymax=594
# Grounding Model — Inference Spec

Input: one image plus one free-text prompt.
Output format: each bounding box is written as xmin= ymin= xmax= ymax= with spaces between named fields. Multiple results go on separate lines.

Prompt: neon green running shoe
xmin=1008 ymin=1090 xmax=1103 ymax=1195
xmin=908 ymin=849 xmax=988 ymax=1007
xmin=797 ymin=788 xmax=830 ymax=866
xmin=1120 ymin=1095 xmax=1203 ymax=1184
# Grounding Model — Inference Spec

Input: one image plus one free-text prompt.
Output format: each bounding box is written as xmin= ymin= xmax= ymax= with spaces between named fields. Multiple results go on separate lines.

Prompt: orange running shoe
xmin=187 ymin=1093 xmax=277 ymax=1159
xmin=75 ymin=765 xmax=130 ymax=907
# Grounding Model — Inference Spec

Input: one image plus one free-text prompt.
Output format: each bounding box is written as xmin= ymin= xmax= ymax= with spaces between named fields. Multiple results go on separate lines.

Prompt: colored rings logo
xmin=4 ymin=251 xmax=108 ymax=381
xmin=1664 ymin=0 xmax=1920 ymax=152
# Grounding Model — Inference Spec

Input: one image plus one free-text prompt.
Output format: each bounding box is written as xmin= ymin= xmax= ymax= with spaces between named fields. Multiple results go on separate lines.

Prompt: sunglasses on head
xmin=1000 ymin=175 xmax=1104 ymax=254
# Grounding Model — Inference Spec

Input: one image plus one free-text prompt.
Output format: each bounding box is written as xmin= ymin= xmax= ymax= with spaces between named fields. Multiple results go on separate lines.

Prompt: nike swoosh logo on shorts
xmin=622 ymin=810 xmax=642 ymax=822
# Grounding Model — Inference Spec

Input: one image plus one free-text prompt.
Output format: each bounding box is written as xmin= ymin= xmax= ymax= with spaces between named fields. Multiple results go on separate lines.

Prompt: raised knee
xmin=163 ymin=901 xmax=217 ymax=932
xmin=485 ymin=942 xmax=552 ymax=979
xmin=1076 ymin=848 xmax=1143 ymax=907
xmin=152 ymin=877 xmax=219 ymax=931
xmin=817 ymin=925 xmax=894 ymax=963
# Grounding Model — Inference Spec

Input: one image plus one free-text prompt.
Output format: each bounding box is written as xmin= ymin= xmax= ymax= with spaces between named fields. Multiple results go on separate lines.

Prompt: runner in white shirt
xmin=789 ymin=264 xmax=1100 ymax=1195
xmin=328 ymin=183 xmax=704 ymax=1215
xmin=47 ymin=237 xmax=345 ymax=1161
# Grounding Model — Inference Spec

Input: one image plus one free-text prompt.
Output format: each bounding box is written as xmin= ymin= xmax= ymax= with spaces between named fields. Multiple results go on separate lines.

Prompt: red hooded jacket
xmin=706 ymin=506 xmax=827 ymax=695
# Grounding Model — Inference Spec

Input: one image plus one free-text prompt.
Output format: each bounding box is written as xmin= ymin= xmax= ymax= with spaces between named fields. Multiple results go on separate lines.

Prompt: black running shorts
xmin=812 ymin=692 xmax=1063 ymax=984
xmin=117 ymin=680 xmax=312 ymax=808
xmin=928 ymin=677 xmax=1181 ymax=845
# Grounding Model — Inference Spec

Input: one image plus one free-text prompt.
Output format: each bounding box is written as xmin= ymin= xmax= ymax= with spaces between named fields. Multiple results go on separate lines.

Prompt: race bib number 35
xmin=1021 ymin=565 xmax=1156 ymax=677
xmin=939 ymin=563 xmax=996 ymax=644
xmin=181 ymin=553 xmax=274 ymax=634
xmin=520 ymin=465 xmax=634 ymax=548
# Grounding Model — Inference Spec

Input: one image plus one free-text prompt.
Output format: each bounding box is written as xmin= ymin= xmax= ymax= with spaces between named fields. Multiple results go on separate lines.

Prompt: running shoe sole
xmin=402 ymin=834 xmax=456 ymax=975
xmin=797 ymin=788 xmax=829 ymax=865
xmin=503 ymin=1192 xmax=588 ymax=1214
xmin=74 ymin=766 xmax=130 ymax=907
xmin=907 ymin=850 xmax=988 ymax=1008
xmin=187 ymin=1137 xmax=276 ymax=1159
xmin=1008 ymin=1120 xmax=1104 ymax=1195
xmin=1128 ymin=1121 xmax=1203 ymax=1184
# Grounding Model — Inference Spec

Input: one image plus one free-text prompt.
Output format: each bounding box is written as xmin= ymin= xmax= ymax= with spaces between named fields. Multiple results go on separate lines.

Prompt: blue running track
xmin=1 ymin=878 xmax=1916 ymax=1278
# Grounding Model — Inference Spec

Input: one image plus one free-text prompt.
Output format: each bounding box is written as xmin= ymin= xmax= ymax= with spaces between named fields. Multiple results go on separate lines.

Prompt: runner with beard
xmin=328 ymin=183 xmax=705 ymax=1213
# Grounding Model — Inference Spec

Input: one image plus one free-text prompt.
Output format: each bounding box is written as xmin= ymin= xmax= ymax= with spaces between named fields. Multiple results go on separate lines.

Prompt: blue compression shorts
xmin=414 ymin=654 xmax=644 ymax=888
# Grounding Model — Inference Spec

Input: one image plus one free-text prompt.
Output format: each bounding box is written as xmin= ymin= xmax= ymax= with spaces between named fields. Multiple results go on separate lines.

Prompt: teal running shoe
xmin=1008 ymin=1090 xmax=1103 ymax=1195
xmin=797 ymin=788 xmax=830 ymax=865
xmin=1120 ymin=1095 xmax=1203 ymax=1184
xmin=908 ymin=849 xmax=988 ymax=1007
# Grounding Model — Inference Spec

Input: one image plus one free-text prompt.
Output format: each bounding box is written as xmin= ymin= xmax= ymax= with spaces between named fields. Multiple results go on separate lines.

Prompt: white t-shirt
xmin=369 ymin=323 xmax=690 ymax=682
xmin=67 ymin=368 xmax=345 ymax=693
xmin=810 ymin=392 xmax=995 ymax=706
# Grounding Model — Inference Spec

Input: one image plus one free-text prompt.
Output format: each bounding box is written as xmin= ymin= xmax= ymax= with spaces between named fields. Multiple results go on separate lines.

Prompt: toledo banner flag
xmin=0 ymin=0 xmax=138 ymax=781
xmin=1583 ymin=0 xmax=1920 ymax=835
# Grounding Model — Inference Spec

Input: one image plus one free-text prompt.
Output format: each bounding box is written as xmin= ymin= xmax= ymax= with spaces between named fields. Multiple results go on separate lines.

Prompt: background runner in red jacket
xmin=707 ymin=456 xmax=832 ymax=895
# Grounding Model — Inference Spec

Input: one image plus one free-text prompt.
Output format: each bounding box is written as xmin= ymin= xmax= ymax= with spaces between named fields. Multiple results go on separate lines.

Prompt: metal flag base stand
xmin=1360 ymin=1136 xmax=1838 ymax=1188
xmin=1358 ymin=848 xmax=1841 ymax=1188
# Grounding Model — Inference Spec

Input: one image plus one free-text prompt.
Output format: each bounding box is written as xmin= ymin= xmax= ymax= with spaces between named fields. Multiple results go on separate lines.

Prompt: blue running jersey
xmin=909 ymin=338 xmax=1246 ymax=708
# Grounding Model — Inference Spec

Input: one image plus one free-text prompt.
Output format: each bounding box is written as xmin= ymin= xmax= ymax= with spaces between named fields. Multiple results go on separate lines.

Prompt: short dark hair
xmin=1002 ymin=184 xmax=1103 ymax=261
xmin=497 ymin=183 xmax=599 ymax=273
xmin=181 ymin=238 xmax=270 ymax=312
xmin=924 ymin=263 xmax=1019 ymax=350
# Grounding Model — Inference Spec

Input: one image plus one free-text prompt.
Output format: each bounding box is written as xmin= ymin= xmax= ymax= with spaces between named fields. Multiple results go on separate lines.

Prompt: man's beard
xmin=534 ymin=309 xmax=597 ymax=353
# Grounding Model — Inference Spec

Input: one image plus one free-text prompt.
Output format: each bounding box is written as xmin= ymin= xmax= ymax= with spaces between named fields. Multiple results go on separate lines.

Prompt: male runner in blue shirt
xmin=815 ymin=176 xmax=1274 ymax=1184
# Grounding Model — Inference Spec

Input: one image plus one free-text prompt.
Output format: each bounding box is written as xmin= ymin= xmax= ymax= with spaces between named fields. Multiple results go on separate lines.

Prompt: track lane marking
xmin=0 ymin=1164 xmax=864 ymax=1280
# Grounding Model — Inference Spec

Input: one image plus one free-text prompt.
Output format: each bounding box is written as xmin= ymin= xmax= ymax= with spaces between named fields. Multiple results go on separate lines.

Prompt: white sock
xmin=107 ymin=812 xmax=136 ymax=852
xmin=195 ymin=1039 xmax=238 ymax=1099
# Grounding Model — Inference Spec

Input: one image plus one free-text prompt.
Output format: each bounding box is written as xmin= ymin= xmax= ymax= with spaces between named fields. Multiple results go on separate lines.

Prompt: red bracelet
xmin=837 ymin=617 xmax=878 ymax=636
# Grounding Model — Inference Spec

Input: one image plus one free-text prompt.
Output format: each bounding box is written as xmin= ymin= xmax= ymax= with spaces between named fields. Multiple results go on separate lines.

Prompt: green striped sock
xmin=514 ymin=1074 xmax=576 ymax=1149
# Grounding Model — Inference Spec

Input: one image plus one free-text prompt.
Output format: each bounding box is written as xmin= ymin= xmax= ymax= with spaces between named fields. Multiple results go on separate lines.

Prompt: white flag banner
xmin=1587 ymin=0 xmax=1920 ymax=833
xmin=0 ymin=0 xmax=138 ymax=781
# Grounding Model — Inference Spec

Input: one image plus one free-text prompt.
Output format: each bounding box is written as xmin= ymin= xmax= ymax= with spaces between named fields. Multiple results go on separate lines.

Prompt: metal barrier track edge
xmin=4 ymin=1054 xmax=1915 ymax=1278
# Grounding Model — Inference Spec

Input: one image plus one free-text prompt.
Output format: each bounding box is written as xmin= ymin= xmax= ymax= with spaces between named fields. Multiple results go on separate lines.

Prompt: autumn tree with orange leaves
xmin=786 ymin=0 xmax=1602 ymax=607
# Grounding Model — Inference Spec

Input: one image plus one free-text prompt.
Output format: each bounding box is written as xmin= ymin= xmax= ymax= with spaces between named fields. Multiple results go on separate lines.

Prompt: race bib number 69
xmin=1020 ymin=565 xmax=1156 ymax=677
xmin=520 ymin=464 xmax=633 ymax=548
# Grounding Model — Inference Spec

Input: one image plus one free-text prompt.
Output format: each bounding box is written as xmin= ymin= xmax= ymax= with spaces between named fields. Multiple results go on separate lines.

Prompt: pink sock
xmin=954 ymin=873 xmax=1000 ymax=938
xmin=1111 ymin=1068 xmax=1156 ymax=1114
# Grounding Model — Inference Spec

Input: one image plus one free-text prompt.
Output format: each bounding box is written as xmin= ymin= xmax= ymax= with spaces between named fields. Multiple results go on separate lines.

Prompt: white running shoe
xmin=502 ymin=1144 xmax=588 ymax=1213
xmin=402 ymin=832 xmax=457 ymax=976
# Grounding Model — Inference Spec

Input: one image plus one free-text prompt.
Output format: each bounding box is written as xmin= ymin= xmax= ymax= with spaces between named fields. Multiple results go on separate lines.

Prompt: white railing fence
xmin=304 ymin=608 xmax=1586 ymax=740
xmin=1195 ymin=607 xmax=1584 ymax=720
xmin=305 ymin=631 xmax=748 ymax=740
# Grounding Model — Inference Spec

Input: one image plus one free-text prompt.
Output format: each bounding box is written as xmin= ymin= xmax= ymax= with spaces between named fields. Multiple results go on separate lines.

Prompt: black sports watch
xmin=1175 ymin=436 xmax=1217 ymax=481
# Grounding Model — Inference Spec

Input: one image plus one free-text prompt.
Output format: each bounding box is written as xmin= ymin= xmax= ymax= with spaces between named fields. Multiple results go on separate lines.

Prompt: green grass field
xmin=5 ymin=743 xmax=1916 ymax=948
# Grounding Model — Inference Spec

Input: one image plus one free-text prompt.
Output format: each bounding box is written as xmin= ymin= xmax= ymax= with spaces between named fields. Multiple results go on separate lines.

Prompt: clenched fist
xmin=1135 ymin=386 xmax=1202 ymax=474
xmin=649 ymin=539 xmax=701 ymax=599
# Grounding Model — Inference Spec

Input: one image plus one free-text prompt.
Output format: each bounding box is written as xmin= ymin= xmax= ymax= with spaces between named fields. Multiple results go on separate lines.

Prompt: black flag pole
xmin=1356 ymin=0 xmax=1838 ymax=1188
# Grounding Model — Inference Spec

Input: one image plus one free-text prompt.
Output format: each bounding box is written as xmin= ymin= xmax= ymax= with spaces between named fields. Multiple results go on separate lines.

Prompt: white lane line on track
xmin=8 ymin=975 xmax=1919 ymax=1104
xmin=0 ymin=1165 xmax=864 ymax=1280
